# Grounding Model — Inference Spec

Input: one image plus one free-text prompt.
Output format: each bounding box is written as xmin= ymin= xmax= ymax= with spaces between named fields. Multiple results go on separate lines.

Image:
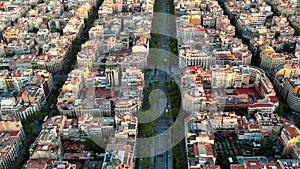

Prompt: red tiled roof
xmin=249 ymin=124 xmax=259 ymax=129
xmin=261 ymin=131 xmax=272 ymax=135
xmin=64 ymin=152 xmax=89 ymax=160
xmin=245 ymin=160 xmax=260 ymax=167
xmin=230 ymin=164 xmax=245 ymax=169
xmin=283 ymin=119 xmax=291 ymax=124
xmin=235 ymin=87 xmax=261 ymax=99
xmin=279 ymin=136 xmax=284 ymax=143
xmin=9 ymin=131 xmax=19 ymax=136
xmin=248 ymin=103 xmax=273 ymax=108
xmin=269 ymin=96 xmax=279 ymax=103
xmin=205 ymin=143 xmax=214 ymax=155
xmin=286 ymin=126 xmax=300 ymax=138
xmin=194 ymin=143 xmax=199 ymax=156
xmin=184 ymin=66 xmax=204 ymax=73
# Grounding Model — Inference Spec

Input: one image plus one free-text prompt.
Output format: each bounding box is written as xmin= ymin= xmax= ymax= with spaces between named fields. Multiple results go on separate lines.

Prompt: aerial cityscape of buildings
xmin=0 ymin=0 xmax=299 ymax=168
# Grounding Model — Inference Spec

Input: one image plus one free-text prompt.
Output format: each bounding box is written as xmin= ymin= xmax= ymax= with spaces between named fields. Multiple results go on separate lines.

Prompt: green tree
xmin=172 ymin=106 xmax=180 ymax=118
xmin=149 ymin=49 xmax=160 ymax=75
xmin=173 ymin=145 xmax=184 ymax=169
xmin=150 ymin=121 xmax=157 ymax=128
xmin=143 ymin=68 xmax=152 ymax=73
xmin=136 ymin=110 xmax=159 ymax=123
xmin=259 ymin=138 xmax=275 ymax=155
xmin=44 ymin=104 xmax=50 ymax=112
xmin=148 ymin=83 xmax=153 ymax=90
xmin=282 ymin=43 xmax=294 ymax=53
xmin=12 ymin=154 xmax=26 ymax=169
xmin=154 ymin=80 xmax=159 ymax=88
xmin=165 ymin=111 xmax=173 ymax=120
xmin=56 ymin=80 xmax=64 ymax=87
xmin=140 ymin=158 xmax=149 ymax=168
xmin=166 ymin=53 xmax=177 ymax=73
xmin=84 ymin=138 xmax=105 ymax=154
xmin=51 ymin=109 xmax=59 ymax=116
xmin=274 ymin=103 xmax=284 ymax=116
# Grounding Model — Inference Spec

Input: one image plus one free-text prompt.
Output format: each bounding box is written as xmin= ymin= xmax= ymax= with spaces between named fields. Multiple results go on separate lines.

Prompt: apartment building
xmin=230 ymin=160 xmax=282 ymax=169
xmin=274 ymin=64 xmax=300 ymax=112
xmin=88 ymin=25 xmax=104 ymax=40
xmin=3 ymin=27 xmax=27 ymax=43
xmin=61 ymin=118 xmax=80 ymax=140
xmin=292 ymin=144 xmax=300 ymax=159
xmin=285 ymin=78 xmax=300 ymax=111
xmin=123 ymin=36 xmax=147 ymax=63
xmin=185 ymin=112 xmax=216 ymax=168
xmin=210 ymin=65 xmax=250 ymax=89
xmin=115 ymin=68 xmax=144 ymax=114
xmin=260 ymin=46 xmax=298 ymax=73
xmin=128 ymin=13 xmax=152 ymax=38
xmin=272 ymin=16 xmax=295 ymax=37
xmin=177 ymin=11 xmax=252 ymax=68
xmin=180 ymin=66 xmax=209 ymax=112
xmin=42 ymin=115 xmax=67 ymax=133
xmin=36 ymin=29 xmax=50 ymax=44
xmin=279 ymin=124 xmax=300 ymax=156
xmin=216 ymin=15 xmax=235 ymax=37
xmin=77 ymin=40 xmax=101 ymax=70
xmin=120 ymin=51 xmax=147 ymax=71
xmin=25 ymin=118 xmax=64 ymax=168
xmin=103 ymin=114 xmax=138 ymax=169
xmin=179 ymin=46 xmax=212 ymax=69
xmin=78 ymin=113 xmax=115 ymax=139
xmin=0 ymin=69 xmax=52 ymax=119
xmin=141 ymin=0 xmax=153 ymax=13
xmin=255 ymin=112 xmax=283 ymax=137
xmin=210 ymin=111 xmax=238 ymax=131
xmin=98 ymin=0 xmax=114 ymax=15
xmin=105 ymin=66 xmax=121 ymax=86
xmin=57 ymin=68 xmax=113 ymax=117
xmin=0 ymin=43 xmax=5 ymax=57
xmin=176 ymin=15 xmax=205 ymax=42
xmin=0 ymin=17 xmax=11 ymax=34
xmin=267 ymin=0 xmax=297 ymax=16
xmin=0 ymin=114 xmax=25 ymax=169
xmin=0 ymin=3 xmax=29 ymax=22
xmin=33 ymin=69 xmax=54 ymax=98
xmin=236 ymin=14 xmax=270 ymax=39
xmin=236 ymin=116 xmax=261 ymax=141
xmin=251 ymin=36 xmax=297 ymax=61
xmin=63 ymin=17 xmax=85 ymax=41
xmin=57 ymin=68 xmax=88 ymax=116
xmin=15 ymin=87 xmax=47 ymax=119
xmin=181 ymin=65 xmax=278 ymax=114
xmin=10 ymin=44 xmax=68 ymax=73
xmin=51 ymin=161 xmax=77 ymax=169
xmin=289 ymin=16 xmax=300 ymax=34
xmin=75 ymin=3 xmax=92 ymax=19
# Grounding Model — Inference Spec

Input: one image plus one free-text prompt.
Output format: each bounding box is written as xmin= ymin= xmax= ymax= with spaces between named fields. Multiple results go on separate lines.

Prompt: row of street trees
xmin=138 ymin=2 xmax=162 ymax=162
xmin=13 ymin=80 xmax=64 ymax=169
xmin=172 ymin=145 xmax=184 ymax=169
xmin=164 ymin=80 xmax=180 ymax=120
xmin=138 ymin=0 xmax=182 ymax=167
xmin=138 ymin=80 xmax=158 ymax=168
xmin=163 ymin=0 xmax=186 ymax=167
